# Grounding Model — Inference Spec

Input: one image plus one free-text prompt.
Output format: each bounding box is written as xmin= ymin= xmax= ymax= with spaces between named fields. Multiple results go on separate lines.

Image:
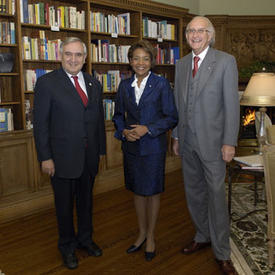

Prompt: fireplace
xmin=239 ymin=107 xmax=256 ymax=139
xmin=238 ymin=105 xmax=275 ymax=154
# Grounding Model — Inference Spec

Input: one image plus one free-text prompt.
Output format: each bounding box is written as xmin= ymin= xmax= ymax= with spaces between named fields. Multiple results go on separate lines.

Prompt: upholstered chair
xmin=263 ymin=144 xmax=275 ymax=267
xmin=267 ymin=125 xmax=275 ymax=145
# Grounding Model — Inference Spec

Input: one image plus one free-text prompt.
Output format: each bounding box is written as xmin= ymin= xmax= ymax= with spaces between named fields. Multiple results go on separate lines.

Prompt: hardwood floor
xmin=0 ymin=170 xmax=222 ymax=275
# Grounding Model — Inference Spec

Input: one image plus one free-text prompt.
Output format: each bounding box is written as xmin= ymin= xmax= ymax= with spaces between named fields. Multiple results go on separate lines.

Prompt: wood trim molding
xmin=92 ymin=0 xmax=188 ymax=18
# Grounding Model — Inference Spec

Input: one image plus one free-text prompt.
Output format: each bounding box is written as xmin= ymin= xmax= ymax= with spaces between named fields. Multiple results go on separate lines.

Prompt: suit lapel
xmin=197 ymin=48 xmax=216 ymax=98
xmin=182 ymin=54 xmax=192 ymax=103
xmin=138 ymin=73 xmax=155 ymax=106
xmin=83 ymin=73 xmax=95 ymax=106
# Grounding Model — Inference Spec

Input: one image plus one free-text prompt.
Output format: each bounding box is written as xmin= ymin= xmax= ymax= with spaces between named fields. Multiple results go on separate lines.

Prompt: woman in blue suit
xmin=113 ymin=40 xmax=178 ymax=261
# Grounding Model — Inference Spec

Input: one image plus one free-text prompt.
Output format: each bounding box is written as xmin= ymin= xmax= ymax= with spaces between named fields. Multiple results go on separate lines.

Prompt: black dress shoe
xmin=62 ymin=252 xmax=78 ymax=269
xmin=145 ymin=250 xmax=156 ymax=261
xmin=126 ymin=239 xmax=146 ymax=254
xmin=216 ymin=259 xmax=238 ymax=275
xmin=78 ymin=242 xmax=102 ymax=257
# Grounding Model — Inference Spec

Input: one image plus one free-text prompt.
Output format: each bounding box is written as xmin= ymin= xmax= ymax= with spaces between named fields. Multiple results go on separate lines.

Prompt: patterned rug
xmin=229 ymin=181 xmax=275 ymax=275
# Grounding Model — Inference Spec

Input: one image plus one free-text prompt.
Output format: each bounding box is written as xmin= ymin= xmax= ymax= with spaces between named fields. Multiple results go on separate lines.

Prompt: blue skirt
xmin=123 ymin=151 xmax=166 ymax=196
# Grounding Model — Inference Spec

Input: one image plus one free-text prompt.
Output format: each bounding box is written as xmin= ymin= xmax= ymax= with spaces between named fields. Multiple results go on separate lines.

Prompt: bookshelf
xmin=0 ymin=0 xmax=186 ymax=224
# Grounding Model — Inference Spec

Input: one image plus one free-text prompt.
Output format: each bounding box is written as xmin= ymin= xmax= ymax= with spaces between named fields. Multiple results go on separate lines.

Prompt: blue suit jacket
xmin=113 ymin=72 xmax=178 ymax=156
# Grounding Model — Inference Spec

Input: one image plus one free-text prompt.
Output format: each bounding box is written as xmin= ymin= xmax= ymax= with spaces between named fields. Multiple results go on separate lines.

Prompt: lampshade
xmin=240 ymin=72 xmax=275 ymax=106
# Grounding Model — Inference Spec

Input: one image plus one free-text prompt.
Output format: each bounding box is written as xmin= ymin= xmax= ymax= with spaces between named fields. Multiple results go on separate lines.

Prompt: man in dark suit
xmin=172 ymin=16 xmax=239 ymax=275
xmin=33 ymin=37 xmax=106 ymax=269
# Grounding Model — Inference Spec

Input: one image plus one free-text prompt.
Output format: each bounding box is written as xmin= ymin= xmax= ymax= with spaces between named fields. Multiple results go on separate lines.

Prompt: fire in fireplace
xmin=239 ymin=107 xmax=256 ymax=139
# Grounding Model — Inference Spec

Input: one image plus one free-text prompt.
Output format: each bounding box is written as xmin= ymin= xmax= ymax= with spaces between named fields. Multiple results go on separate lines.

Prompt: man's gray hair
xmin=60 ymin=37 xmax=87 ymax=55
xmin=186 ymin=16 xmax=215 ymax=47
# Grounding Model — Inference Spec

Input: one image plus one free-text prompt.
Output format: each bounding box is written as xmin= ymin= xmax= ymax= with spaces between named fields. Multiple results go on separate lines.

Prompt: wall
xmin=152 ymin=0 xmax=199 ymax=14
xmin=153 ymin=0 xmax=275 ymax=15
xmin=200 ymin=0 xmax=275 ymax=15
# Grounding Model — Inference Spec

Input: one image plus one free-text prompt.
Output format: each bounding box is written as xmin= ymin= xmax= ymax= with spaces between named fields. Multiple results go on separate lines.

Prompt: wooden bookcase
xmin=0 ymin=0 xmax=186 ymax=224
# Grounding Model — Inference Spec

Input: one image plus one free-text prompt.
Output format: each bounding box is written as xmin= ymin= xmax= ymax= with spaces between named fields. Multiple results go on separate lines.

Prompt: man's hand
xmin=221 ymin=145 xmax=235 ymax=162
xmin=172 ymin=139 xmax=180 ymax=156
xmin=41 ymin=159 xmax=55 ymax=177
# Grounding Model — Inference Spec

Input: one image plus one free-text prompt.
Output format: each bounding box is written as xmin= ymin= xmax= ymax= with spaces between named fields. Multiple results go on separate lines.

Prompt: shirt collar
xmin=65 ymin=70 xmax=83 ymax=80
xmin=192 ymin=46 xmax=209 ymax=62
xmin=131 ymin=71 xmax=151 ymax=87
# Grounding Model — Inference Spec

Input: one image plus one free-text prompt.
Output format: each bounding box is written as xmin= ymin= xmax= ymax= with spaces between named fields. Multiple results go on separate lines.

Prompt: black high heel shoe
xmin=145 ymin=250 xmax=156 ymax=261
xmin=126 ymin=238 xmax=146 ymax=254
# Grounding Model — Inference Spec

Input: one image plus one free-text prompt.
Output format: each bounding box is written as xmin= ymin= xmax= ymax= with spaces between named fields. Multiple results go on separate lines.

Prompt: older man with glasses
xmin=172 ymin=16 xmax=239 ymax=275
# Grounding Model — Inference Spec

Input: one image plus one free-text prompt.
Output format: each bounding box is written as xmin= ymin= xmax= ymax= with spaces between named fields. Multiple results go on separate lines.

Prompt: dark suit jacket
xmin=33 ymin=68 xmax=106 ymax=178
xmin=113 ymin=72 xmax=178 ymax=155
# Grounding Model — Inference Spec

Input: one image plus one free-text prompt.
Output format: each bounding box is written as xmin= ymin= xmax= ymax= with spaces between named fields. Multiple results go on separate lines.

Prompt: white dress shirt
xmin=192 ymin=46 xmax=209 ymax=70
xmin=66 ymin=71 xmax=88 ymax=97
xmin=131 ymin=71 xmax=151 ymax=105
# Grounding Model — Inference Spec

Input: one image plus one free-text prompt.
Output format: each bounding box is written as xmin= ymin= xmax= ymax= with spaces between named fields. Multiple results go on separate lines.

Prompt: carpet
xmin=229 ymin=181 xmax=275 ymax=275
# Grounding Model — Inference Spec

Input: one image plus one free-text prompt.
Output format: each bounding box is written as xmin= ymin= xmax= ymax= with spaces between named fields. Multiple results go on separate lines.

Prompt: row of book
xmin=20 ymin=0 xmax=85 ymax=29
xmin=103 ymin=99 xmax=115 ymax=121
xmin=0 ymin=21 xmax=15 ymax=44
xmin=24 ymin=68 xmax=52 ymax=91
xmin=0 ymin=107 xmax=13 ymax=132
xmin=91 ymin=12 xmax=130 ymax=35
xmin=93 ymin=70 xmax=132 ymax=93
xmin=22 ymin=34 xmax=62 ymax=61
xmin=155 ymin=45 xmax=180 ymax=65
xmin=0 ymin=0 xmax=15 ymax=14
xmin=143 ymin=18 xmax=176 ymax=40
xmin=91 ymin=39 xmax=130 ymax=63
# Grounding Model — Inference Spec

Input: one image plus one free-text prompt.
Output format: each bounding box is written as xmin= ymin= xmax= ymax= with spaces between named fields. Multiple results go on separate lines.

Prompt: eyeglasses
xmin=186 ymin=29 xmax=210 ymax=35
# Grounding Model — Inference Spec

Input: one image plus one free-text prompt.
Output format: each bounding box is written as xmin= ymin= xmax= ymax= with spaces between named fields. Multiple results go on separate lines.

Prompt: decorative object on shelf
xmin=0 ymin=53 xmax=14 ymax=73
xmin=240 ymin=71 xmax=275 ymax=153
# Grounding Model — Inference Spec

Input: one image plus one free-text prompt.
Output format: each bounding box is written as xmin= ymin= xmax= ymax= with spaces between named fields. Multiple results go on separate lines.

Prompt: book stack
xmin=22 ymin=31 xmax=61 ymax=61
xmin=234 ymin=155 xmax=264 ymax=170
xmin=155 ymin=44 xmax=179 ymax=65
xmin=143 ymin=18 xmax=176 ymax=40
xmin=103 ymin=99 xmax=115 ymax=121
xmin=0 ymin=107 xmax=13 ymax=132
xmin=20 ymin=0 xmax=85 ymax=29
xmin=93 ymin=70 xmax=132 ymax=93
xmin=0 ymin=21 xmax=15 ymax=44
xmin=0 ymin=0 xmax=15 ymax=15
xmin=24 ymin=68 xmax=52 ymax=91
xmin=91 ymin=12 xmax=130 ymax=35
xmin=91 ymin=39 xmax=130 ymax=63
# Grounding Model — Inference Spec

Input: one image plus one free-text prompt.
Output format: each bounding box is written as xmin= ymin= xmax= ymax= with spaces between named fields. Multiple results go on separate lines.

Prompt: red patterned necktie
xmin=192 ymin=56 xmax=200 ymax=78
xmin=72 ymin=75 xmax=88 ymax=107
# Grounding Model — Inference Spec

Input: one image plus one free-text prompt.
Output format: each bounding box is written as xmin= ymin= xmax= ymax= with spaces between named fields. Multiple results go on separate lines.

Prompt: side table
xmin=227 ymin=161 xmax=264 ymax=221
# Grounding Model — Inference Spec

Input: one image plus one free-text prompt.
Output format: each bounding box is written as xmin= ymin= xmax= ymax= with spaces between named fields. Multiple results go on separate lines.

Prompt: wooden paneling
xmin=207 ymin=15 xmax=275 ymax=70
xmin=105 ymin=121 xmax=123 ymax=169
xmin=0 ymin=131 xmax=34 ymax=197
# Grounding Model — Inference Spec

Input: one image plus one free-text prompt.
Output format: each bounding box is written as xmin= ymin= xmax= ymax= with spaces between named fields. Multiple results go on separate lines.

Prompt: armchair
xmin=263 ymin=144 xmax=275 ymax=267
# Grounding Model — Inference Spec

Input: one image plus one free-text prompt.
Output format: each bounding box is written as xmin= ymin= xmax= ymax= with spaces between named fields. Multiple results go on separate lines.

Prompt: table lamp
xmin=240 ymin=71 xmax=275 ymax=154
